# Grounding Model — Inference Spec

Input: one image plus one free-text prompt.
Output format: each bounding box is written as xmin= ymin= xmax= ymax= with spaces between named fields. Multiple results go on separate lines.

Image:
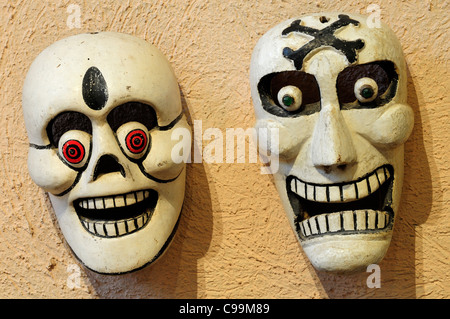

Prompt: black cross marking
xmin=282 ymin=14 xmax=365 ymax=70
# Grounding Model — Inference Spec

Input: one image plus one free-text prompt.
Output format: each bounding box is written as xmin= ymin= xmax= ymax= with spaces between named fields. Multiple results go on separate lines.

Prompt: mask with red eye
xmin=116 ymin=122 xmax=150 ymax=160
xmin=58 ymin=130 xmax=91 ymax=168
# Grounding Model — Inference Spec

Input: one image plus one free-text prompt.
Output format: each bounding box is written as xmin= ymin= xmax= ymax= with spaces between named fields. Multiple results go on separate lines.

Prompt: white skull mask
xmin=250 ymin=13 xmax=414 ymax=273
xmin=22 ymin=32 xmax=190 ymax=274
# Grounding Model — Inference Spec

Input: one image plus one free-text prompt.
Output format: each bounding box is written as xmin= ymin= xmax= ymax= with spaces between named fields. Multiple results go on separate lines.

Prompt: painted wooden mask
xmin=22 ymin=32 xmax=190 ymax=274
xmin=250 ymin=13 xmax=414 ymax=273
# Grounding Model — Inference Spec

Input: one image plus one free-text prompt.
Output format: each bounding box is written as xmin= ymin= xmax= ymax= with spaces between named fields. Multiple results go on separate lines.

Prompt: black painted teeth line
xmin=80 ymin=210 xmax=151 ymax=238
xmin=290 ymin=166 xmax=390 ymax=203
xmin=299 ymin=210 xmax=391 ymax=238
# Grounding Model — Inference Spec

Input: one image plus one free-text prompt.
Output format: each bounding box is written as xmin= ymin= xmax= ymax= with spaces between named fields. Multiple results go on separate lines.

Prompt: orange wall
xmin=0 ymin=0 xmax=448 ymax=298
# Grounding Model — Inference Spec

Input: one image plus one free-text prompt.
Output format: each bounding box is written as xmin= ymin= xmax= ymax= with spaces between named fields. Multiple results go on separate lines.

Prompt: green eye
xmin=361 ymin=87 xmax=374 ymax=99
xmin=354 ymin=77 xmax=378 ymax=103
xmin=282 ymin=95 xmax=295 ymax=107
xmin=277 ymin=85 xmax=303 ymax=111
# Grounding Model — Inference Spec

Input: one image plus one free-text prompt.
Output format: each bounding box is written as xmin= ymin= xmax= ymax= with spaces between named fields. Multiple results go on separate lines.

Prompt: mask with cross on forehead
xmin=250 ymin=13 xmax=414 ymax=273
xmin=22 ymin=32 xmax=191 ymax=274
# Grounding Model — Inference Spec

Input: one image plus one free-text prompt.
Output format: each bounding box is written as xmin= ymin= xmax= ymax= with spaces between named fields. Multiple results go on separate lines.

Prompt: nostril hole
xmin=319 ymin=16 xmax=329 ymax=23
xmin=320 ymin=164 xmax=348 ymax=173
xmin=93 ymin=155 xmax=125 ymax=180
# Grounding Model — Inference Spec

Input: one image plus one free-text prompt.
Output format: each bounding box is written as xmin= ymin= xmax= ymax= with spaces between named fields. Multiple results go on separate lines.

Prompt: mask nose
xmin=310 ymin=103 xmax=357 ymax=170
xmin=87 ymin=123 xmax=128 ymax=182
xmin=93 ymin=154 xmax=125 ymax=181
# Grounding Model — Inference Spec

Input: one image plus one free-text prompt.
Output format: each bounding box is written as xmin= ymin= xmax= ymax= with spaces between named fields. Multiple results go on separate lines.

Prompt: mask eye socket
xmin=354 ymin=77 xmax=378 ymax=103
xmin=58 ymin=130 xmax=91 ymax=168
xmin=277 ymin=85 xmax=303 ymax=111
xmin=117 ymin=122 xmax=150 ymax=160
xmin=336 ymin=61 xmax=398 ymax=109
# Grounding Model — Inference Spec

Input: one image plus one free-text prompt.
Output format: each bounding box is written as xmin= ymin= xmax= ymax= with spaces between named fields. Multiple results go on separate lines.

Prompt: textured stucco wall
xmin=0 ymin=0 xmax=448 ymax=298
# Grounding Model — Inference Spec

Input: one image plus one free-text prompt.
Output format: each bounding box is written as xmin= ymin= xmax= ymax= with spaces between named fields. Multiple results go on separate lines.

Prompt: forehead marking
xmin=82 ymin=66 xmax=109 ymax=110
xmin=282 ymin=14 xmax=365 ymax=70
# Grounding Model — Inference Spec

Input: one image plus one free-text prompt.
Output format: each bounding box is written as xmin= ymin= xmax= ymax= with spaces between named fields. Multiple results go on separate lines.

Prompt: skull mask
xmin=250 ymin=13 xmax=414 ymax=273
xmin=22 ymin=32 xmax=190 ymax=274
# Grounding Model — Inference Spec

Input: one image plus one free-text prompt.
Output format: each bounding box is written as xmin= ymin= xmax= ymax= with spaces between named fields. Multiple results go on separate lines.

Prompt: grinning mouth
xmin=73 ymin=189 xmax=158 ymax=238
xmin=287 ymin=165 xmax=394 ymax=240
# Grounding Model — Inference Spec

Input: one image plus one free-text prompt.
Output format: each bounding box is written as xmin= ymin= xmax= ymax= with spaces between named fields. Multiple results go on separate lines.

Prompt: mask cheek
xmin=28 ymin=148 xmax=77 ymax=195
xmin=141 ymin=117 xmax=190 ymax=180
xmin=357 ymin=103 xmax=414 ymax=148
xmin=255 ymin=118 xmax=311 ymax=161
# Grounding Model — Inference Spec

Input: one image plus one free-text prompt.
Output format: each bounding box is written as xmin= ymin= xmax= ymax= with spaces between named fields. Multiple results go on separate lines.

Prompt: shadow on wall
xmin=80 ymin=93 xmax=214 ymax=298
xmin=311 ymin=65 xmax=433 ymax=298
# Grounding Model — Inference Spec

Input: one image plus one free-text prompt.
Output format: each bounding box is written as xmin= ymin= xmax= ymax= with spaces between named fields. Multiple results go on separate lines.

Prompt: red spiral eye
xmin=62 ymin=140 xmax=85 ymax=164
xmin=125 ymin=129 xmax=148 ymax=154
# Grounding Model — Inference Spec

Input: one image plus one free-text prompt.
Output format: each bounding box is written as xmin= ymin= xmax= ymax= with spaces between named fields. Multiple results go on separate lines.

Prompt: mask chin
xmin=301 ymin=232 xmax=393 ymax=273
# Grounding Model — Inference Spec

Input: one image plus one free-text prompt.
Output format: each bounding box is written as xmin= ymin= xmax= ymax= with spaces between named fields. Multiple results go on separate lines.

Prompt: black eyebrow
xmin=47 ymin=111 xmax=92 ymax=147
xmin=107 ymin=102 xmax=158 ymax=132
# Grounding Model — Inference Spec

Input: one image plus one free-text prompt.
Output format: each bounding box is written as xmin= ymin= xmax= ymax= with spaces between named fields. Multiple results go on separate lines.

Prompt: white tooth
xmin=301 ymin=223 xmax=307 ymax=237
xmin=316 ymin=214 xmax=328 ymax=233
xmin=144 ymin=190 xmax=150 ymax=199
xmin=125 ymin=192 xmax=136 ymax=206
xmin=328 ymin=185 xmax=341 ymax=202
xmin=306 ymin=184 xmax=314 ymax=200
xmin=355 ymin=179 xmax=369 ymax=199
xmin=104 ymin=222 xmax=117 ymax=237
xmin=116 ymin=220 xmax=127 ymax=236
xmin=80 ymin=200 xmax=86 ymax=209
xmin=290 ymin=179 xmax=296 ymax=193
xmin=367 ymin=173 xmax=379 ymax=194
xmin=367 ymin=210 xmax=376 ymax=229
xmin=114 ymin=195 xmax=125 ymax=208
xmin=376 ymin=167 xmax=386 ymax=185
xmin=296 ymin=179 xmax=306 ymax=198
xmin=309 ymin=218 xmax=319 ymax=234
xmin=127 ymin=219 xmax=137 ymax=233
xmin=342 ymin=211 xmax=355 ymax=231
xmin=94 ymin=222 xmax=106 ymax=236
xmin=355 ymin=211 xmax=366 ymax=230
xmin=314 ymin=185 xmax=326 ymax=202
xmin=104 ymin=197 xmax=115 ymax=209
xmin=136 ymin=191 xmax=144 ymax=202
xmin=342 ymin=183 xmax=357 ymax=201
xmin=137 ymin=215 xmax=145 ymax=228
xmin=377 ymin=211 xmax=386 ymax=229
xmin=302 ymin=220 xmax=311 ymax=236
xmin=327 ymin=213 xmax=341 ymax=232
xmin=95 ymin=198 xmax=104 ymax=209
xmin=88 ymin=199 xmax=95 ymax=209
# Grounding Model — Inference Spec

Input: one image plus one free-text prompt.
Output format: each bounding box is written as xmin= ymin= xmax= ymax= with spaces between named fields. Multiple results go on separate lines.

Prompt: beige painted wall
xmin=0 ymin=0 xmax=448 ymax=298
